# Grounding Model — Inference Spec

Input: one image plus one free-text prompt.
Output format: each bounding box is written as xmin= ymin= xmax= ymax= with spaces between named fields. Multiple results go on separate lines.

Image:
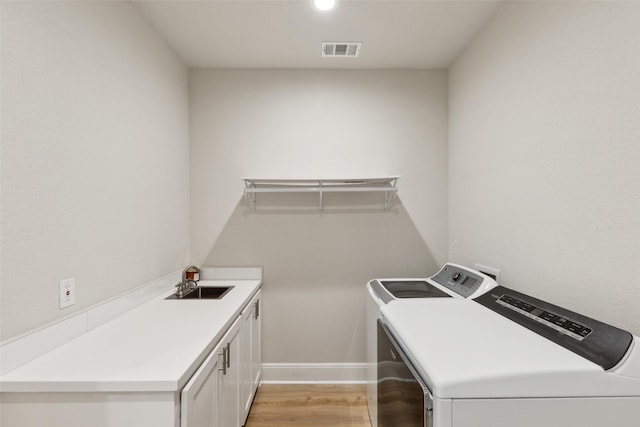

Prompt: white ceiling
xmin=133 ymin=0 xmax=503 ymax=69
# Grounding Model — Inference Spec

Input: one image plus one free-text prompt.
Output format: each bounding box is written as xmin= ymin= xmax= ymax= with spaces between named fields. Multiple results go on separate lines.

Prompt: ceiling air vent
xmin=322 ymin=42 xmax=362 ymax=58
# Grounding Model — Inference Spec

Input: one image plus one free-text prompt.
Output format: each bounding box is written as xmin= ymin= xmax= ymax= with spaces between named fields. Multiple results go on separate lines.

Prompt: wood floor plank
xmin=245 ymin=384 xmax=371 ymax=427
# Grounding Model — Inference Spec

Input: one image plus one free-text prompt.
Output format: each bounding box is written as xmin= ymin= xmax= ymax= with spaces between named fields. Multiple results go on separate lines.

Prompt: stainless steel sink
xmin=166 ymin=286 xmax=234 ymax=300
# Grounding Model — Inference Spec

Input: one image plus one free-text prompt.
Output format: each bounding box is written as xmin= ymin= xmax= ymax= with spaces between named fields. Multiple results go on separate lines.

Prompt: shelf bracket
xmin=244 ymin=180 xmax=257 ymax=211
xmin=383 ymin=177 xmax=399 ymax=210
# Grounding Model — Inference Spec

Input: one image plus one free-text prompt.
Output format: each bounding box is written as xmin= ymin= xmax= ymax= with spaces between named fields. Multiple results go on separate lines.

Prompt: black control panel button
xmin=521 ymin=303 xmax=535 ymax=313
xmin=540 ymin=311 xmax=559 ymax=323
xmin=554 ymin=318 xmax=567 ymax=327
xmin=566 ymin=322 xmax=583 ymax=333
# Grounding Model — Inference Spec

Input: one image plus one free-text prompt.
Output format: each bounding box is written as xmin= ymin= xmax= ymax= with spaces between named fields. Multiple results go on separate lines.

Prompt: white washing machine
xmin=366 ymin=263 xmax=497 ymax=426
xmin=378 ymin=286 xmax=640 ymax=427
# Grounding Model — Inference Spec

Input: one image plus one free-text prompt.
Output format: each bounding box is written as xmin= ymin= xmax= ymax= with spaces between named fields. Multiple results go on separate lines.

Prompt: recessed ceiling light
xmin=314 ymin=0 xmax=337 ymax=12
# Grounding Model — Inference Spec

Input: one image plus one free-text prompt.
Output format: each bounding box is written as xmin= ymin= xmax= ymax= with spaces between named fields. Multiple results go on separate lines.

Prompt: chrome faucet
xmin=182 ymin=265 xmax=200 ymax=283
xmin=174 ymin=265 xmax=200 ymax=297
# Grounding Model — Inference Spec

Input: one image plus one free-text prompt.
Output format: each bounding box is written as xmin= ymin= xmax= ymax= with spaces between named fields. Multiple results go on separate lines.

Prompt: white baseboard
xmin=260 ymin=363 xmax=368 ymax=384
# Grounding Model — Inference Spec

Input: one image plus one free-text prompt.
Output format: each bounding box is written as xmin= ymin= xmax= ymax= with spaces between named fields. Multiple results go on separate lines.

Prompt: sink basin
xmin=166 ymin=286 xmax=234 ymax=300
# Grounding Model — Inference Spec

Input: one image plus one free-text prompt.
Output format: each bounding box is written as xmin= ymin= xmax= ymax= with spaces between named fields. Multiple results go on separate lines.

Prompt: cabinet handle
xmin=226 ymin=342 xmax=231 ymax=368
xmin=220 ymin=347 xmax=227 ymax=375
xmin=254 ymin=300 xmax=260 ymax=319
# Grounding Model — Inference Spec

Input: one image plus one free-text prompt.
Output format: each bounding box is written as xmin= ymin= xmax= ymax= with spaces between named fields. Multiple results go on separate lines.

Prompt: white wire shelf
xmin=242 ymin=176 xmax=400 ymax=211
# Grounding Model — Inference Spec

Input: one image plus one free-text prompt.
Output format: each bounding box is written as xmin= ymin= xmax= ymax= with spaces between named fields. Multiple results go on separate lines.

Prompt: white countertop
xmin=0 ymin=280 xmax=261 ymax=393
xmin=381 ymin=299 xmax=640 ymax=399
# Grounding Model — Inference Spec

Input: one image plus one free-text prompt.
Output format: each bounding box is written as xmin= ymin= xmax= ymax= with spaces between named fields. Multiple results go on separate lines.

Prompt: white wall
xmin=0 ymin=1 xmax=190 ymax=341
xmin=190 ymin=69 xmax=448 ymax=363
xmin=449 ymin=1 xmax=640 ymax=334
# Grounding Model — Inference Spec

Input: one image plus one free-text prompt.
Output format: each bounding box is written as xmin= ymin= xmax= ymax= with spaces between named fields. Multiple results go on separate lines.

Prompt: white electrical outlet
xmin=474 ymin=264 xmax=501 ymax=283
xmin=59 ymin=278 xmax=75 ymax=309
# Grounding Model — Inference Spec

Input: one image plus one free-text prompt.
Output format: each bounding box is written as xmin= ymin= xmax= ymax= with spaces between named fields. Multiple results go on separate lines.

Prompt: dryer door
xmin=378 ymin=320 xmax=433 ymax=427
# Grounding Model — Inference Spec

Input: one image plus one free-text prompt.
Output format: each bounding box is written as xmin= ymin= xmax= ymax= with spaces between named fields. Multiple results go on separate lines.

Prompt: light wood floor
xmin=245 ymin=384 xmax=372 ymax=427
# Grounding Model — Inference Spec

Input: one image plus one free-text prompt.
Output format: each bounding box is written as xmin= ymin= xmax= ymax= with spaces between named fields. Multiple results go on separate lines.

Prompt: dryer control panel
xmin=496 ymin=294 xmax=592 ymax=340
xmin=476 ymin=286 xmax=633 ymax=370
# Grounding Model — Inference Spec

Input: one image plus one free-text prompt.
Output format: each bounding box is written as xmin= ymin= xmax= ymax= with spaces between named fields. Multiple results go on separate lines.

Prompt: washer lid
xmin=380 ymin=280 xmax=452 ymax=298
xmin=381 ymin=299 xmax=640 ymax=399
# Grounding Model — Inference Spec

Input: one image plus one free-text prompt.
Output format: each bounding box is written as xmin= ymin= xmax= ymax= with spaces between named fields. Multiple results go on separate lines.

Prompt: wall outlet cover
xmin=59 ymin=278 xmax=75 ymax=309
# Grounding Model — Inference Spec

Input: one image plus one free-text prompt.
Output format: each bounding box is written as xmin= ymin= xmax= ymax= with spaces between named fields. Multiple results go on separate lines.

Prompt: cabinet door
xmin=181 ymin=343 xmax=222 ymax=427
xmin=239 ymin=303 xmax=254 ymax=424
xmin=251 ymin=291 xmax=262 ymax=392
xmin=218 ymin=323 xmax=241 ymax=427
xmin=238 ymin=290 xmax=263 ymax=425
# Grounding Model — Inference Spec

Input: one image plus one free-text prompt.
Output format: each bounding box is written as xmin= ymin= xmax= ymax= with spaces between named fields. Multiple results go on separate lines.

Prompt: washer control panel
xmin=431 ymin=264 xmax=486 ymax=298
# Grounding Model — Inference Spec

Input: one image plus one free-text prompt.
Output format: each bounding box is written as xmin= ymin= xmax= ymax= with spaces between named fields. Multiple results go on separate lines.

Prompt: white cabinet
xmin=181 ymin=326 xmax=226 ymax=427
xmin=218 ymin=320 xmax=241 ymax=427
xmin=181 ymin=290 xmax=261 ymax=427
xmin=239 ymin=290 xmax=262 ymax=425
